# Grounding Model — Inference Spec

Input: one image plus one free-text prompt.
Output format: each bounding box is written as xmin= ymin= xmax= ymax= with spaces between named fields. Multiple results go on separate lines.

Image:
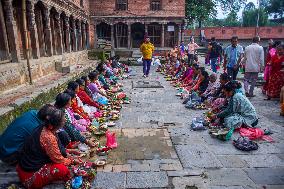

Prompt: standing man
xmin=209 ymin=37 xmax=222 ymax=73
xmin=243 ymin=36 xmax=264 ymax=97
xmin=224 ymin=36 xmax=244 ymax=80
xmin=140 ymin=37 xmax=155 ymax=77
xmin=187 ymin=37 xmax=199 ymax=65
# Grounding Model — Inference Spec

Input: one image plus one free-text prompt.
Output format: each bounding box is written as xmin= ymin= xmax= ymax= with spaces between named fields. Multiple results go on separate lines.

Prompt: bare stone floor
xmin=94 ymin=66 xmax=284 ymax=189
xmin=0 ymin=66 xmax=283 ymax=189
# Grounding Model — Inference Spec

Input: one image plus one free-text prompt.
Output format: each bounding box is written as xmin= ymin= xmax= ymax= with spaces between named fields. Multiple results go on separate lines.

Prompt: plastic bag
xmin=71 ymin=176 xmax=83 ymax=189
xmin=137 ymin=57 xmax=143 ymax=64
xmin=106 ymin=130 xmax=118 ymax=149
xmin=97 ymin=97 xmax=108 ymax=105
xmin=117 ymin=92 xmax=126 ymax=99
xmin=191 ymin=117 xmax=206 ymax=131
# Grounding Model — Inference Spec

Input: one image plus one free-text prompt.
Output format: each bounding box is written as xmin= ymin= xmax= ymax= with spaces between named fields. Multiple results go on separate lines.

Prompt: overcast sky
xmin=216 ymin=0 xmax=259 ymax=19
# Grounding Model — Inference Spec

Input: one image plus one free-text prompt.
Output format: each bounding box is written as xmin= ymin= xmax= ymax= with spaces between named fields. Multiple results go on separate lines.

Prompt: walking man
xmin=209 ymin=37 xmax=222 ymax=73
xmin=243 ymin=36 xmax=264 ymax=97
xmin=140 ymin=37 xmax=155 ymax=77
xmin=224 ymin=36 xmax=244 ymax=80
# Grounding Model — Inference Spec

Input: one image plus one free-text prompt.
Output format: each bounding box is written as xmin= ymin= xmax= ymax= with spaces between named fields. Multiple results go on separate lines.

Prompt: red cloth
xmin=71 ymin=98 xmax=89 ymax=120
xmin=266 ymin=55 xmax=284 ymax=98
xmin=16 ymin=163 xmax=71 ymax=189
xmin=239 ymin=128 xmax=273 ymax=142
xmin=77 ymin=89 xmax=100 ymax=108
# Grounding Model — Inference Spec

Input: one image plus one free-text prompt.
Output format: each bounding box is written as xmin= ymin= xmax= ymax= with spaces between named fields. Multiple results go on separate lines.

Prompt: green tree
xmin=224 ymin=10 xmax=241 ymax=26
xmin=185 ymin=0 xmax=216 ymax=28
xmin=265 ymin=0 xmax=284 ymax=21
xmin=185 ymin=0 xmax=247 ymax=28
xmin=243 ymin=8 xmax=269 ymax=27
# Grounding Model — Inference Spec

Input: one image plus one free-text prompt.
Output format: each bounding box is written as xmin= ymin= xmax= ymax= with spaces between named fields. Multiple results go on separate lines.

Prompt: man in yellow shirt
xmin=140 ymin=37 xmax=155 ymax=77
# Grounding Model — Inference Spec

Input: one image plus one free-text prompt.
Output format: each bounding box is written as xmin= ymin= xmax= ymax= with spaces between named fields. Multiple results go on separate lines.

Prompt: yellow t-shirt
xmin=140 ymin=42 xmax=155 ymax=60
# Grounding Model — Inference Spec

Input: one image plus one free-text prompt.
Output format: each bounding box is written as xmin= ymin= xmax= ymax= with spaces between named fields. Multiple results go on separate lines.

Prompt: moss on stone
xmin=0 ymin=68 xmax=93 ymax=134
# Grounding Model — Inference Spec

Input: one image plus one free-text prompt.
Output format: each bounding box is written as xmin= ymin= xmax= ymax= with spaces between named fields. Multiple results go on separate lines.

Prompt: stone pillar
xmin=86 ymin=23 xmax=90 ymax=49
xmin=93 ymin=22 xmax=97 ymax=48
xmin=127 ymin=24 xmax=131 ymax=49
xmin=43 ymin=8 xmax=52 ymax=56
xmin=0 ymin=0 xmax=10 ymax=59
xmin=77 ymin=21 xmax=82 ymax=51
xmin=3 ymin=0 xmax=20 ymax=62
xmin=111 ymin=24 xmax=114 ymax=56
xmin=178 ymin=24 xmax=182 ymax=45
xmin=54 ymin=13 xmax=63 ymax=55
xmin=64 ymin=17 xmax=71 ymax=52
xmin=81 ymin=22 xmax=86 ymax=50
xmin=71 ymin=19 xmax=76 ymax=51
xmin=145 ymin=24 xmax=148 ymax=37
xmin=161 ymin=24 xmax=165 ymax=48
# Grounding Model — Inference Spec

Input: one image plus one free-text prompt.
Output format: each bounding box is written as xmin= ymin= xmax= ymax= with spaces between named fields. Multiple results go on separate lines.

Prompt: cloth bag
xmin=106 ymin=131 xmax=118 ymax=149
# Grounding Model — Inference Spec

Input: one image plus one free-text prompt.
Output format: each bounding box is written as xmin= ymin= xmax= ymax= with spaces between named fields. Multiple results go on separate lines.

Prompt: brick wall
xmin=185 ymin=26 xmax=284 ymax=40
xmin=89 ymin=0 xmax=185 ymax=18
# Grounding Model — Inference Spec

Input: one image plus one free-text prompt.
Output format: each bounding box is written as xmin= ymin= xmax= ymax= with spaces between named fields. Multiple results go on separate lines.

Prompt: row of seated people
xmin=157 ymin=54 xmax=258 ymax=131
xmin=0 ymin=57 xmax=129 ymax=188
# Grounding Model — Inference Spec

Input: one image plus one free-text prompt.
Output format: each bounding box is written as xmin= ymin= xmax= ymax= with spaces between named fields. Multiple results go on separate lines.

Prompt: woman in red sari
xmin=266 ymin=44 xmax=284 ymax=99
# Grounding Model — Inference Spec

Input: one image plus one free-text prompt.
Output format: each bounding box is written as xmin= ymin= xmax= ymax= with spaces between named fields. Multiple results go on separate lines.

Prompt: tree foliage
xmin=243 ymin=8 xmax=269 ymax=27
xmin=265 ymin=0 xmax=284 ymax=19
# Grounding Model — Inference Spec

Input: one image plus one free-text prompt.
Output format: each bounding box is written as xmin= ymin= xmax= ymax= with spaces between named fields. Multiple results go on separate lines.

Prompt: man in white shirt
xmin=243 ymin=36 xmax=264 ymax=97
xmin=187 ymin=37 xmax=199 ymax=65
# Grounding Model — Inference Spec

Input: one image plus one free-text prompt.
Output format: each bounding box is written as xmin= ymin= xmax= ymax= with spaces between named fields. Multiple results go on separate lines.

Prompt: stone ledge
xmin=0 ymin=60 xmax=97 ymax=134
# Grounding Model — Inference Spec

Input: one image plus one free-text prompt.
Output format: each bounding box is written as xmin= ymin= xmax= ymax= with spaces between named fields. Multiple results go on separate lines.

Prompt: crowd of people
xmin=0 ymin=56 xmax=130 ymax=188
xmin=157 ymin=35 xmax=283 ymax=140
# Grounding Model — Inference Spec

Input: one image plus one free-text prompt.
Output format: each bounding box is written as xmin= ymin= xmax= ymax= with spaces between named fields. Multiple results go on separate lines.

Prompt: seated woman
xmin=0 ymin=105 xmax=55 ymax=165
xmin=55 ymin=92 xmax=95 ymax=147
xmin=76 ymin=79 xmax=101 ymax=110
xmin=88 ymin=72 xmax=108 ymax=100
xmin=16 ymin=109 xmax=80 ymax=189
xmin=98 ymin=68 xmax=110 ymax=90
xmin=67 ymin=81 xmax=94 ymax=119
xmin=81 ymin=76 xmax=93 ymax=98
xmin=212 ymin=81 xmax=258 ymax=129
xmin=200 ymin=73 xmax=219 ymax=102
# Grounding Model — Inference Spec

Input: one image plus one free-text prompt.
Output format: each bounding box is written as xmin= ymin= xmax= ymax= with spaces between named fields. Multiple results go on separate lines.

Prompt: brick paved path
xmin=94 ymin=66 xmax=284 ymax=189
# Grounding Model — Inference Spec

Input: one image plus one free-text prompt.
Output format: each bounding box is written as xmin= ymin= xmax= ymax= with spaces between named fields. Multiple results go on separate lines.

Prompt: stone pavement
xmin=93 ymin=66 xmax=284 ymax=189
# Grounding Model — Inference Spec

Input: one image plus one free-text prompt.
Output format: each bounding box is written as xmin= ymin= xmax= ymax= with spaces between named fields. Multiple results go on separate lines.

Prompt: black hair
xmin=201 ymin=70 xmax=209 ymax=79
xmin=252 ymin=36 xmax=260 ymax=43
xmin=211 ymin=37 xmax=216 ymax=41
xmin=231 ymin=36 xmax=238 ymax=41
xmin=44 ymin=109 xmax=65 ymax=130
xmin=81 ymin=76 xmax=88 ymax=83
xmin=64 ymin=89 xmax=76 ymax=99
xmin=67 ymin=81 xmax=79 ymax=91
xmin=223 ymin=82 xmax=235 ymax=92
xmin=220 ymin=73 xmax=231 ymax=81
xmin=273 ymin=41 xmax=282 ymax=48
xmin=231 ymin=80 xmax=242 ymax=90
xmin=55 ymin=93 xmax=71 ymax=109
xmin=75 ymin=79 xmax=85 ymax=86
xmin=37 ymin=104 xmax=56 ymax=121
xmin=192 ymin=63 xmax=199 ymax=69
xmin=88 ymin=71 xmax=99 ymax=81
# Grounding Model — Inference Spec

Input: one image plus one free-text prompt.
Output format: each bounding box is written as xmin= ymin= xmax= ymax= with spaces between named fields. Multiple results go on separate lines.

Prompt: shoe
xmin=146 ymin=75 xmax=149 ymax=77
xmin=143 ymin=75 xmax=147 ymax=78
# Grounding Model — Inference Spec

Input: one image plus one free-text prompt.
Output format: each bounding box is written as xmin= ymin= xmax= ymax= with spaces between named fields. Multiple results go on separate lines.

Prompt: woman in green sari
xmin=212 ymin=81 xmax=258 ymax=129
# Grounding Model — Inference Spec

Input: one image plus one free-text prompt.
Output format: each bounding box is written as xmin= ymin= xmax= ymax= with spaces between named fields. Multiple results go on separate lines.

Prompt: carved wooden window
xmin=151 ymin=0 xmax=161 ymax=11
xmin=115 ymin=23 xmax=128 ymax=48
xmin=148 ymin=24 xmax=162 ymax=47
xmin=116 ymin=0 xmax=127 ymax=11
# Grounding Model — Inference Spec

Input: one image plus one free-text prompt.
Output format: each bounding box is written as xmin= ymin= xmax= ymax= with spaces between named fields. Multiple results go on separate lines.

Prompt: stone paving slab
xmin=175 ymin=144 xmax=223 ymax=168
xmin=244 ymin=168 xmax=284 ymax=185
xmin=126 ymin=172 xmax=168 ymax=188
xmin=205 ymin=168 xmax=256 ymax=187
xmin=93 ymin=172 xmax=126 ymax=189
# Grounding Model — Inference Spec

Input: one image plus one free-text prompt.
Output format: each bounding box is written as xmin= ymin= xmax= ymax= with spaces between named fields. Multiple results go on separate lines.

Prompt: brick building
xmin=89 ymin=0 xmax=185 ymax=50
xmin=0 ymin=0 xmax=91 ymax=92
xmin=0 ymin=0 xmax=186 ymax=92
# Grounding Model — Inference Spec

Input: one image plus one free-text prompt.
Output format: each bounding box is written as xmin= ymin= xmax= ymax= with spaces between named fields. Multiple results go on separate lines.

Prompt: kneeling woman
xmin=212 ymin=82 xmax=258 ymax=129
xmin=16 ymin=109 xmax=77 ymax=188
